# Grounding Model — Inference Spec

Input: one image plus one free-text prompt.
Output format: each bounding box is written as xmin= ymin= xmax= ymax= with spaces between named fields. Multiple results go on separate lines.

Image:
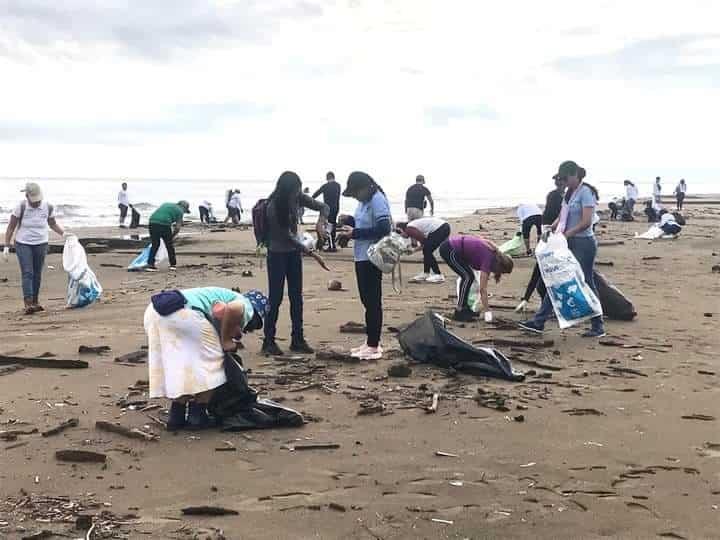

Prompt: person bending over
xmin=337 ymin=172 xmax=392 ymax=360
xmin=144 ymin=287 xmax=267 ymax=431
xmin=404 ymin=174 xmax=434 ymax=221
xmin=516 ymin=203 xmax=543 ymax=255
xmin=396 ymin=217 xmax=450 ymax=283
xmin=312 ymin=171 xmax=342 ymax=252
xmin=146 ymin=200 xmax=190 ymax=272
xmin=439 ymin=234 xmax=514 ymax=322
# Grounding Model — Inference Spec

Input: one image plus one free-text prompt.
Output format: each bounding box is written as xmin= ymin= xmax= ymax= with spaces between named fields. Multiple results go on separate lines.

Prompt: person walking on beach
xmin=337 ymin=172 xmax=392 ymax=360
xmin=146 ymin=200 xmax=190 ymax=272
xmin=396 ymin=217 xmax=450 ymax=283
xmin=623 ymin=180 xmax=638 ymax=220
xmin=405 ymin=174 xmax=434 ymax=221
xmin=144 ymin=287 xmax=267 ymax=430
xmin=227 ymin=190 xmax=242 ymax=225
xmin=262 ymin=172 xmax=330 ymax=357
xmin=118 ymin=182 xmax=130 ymax=228
xmin=653 ymin=177 xmax=662 ymax=211
xmin=3 ymin=182 xmax=66 ymax=314
xmin=312 ymin=171 xmax=342 ymax=252
xmin=675 ymin=179 xmax=687 ymax=211
xmin=516 ymin=203 xmax=543 ymax=255
xmin=439 ymin=234 xmax=514 ymax=322
xmin=518 ymin=161 xmax=606 ymax=338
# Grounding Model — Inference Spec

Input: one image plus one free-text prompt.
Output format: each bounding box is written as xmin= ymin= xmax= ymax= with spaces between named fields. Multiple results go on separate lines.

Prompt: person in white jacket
xmin=118 ymin=182 xmax=130 ymax=227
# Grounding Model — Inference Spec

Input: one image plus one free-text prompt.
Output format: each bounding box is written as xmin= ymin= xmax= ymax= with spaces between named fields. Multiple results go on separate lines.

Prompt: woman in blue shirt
xmin=337 ymin=172 xmax=392 ymax=360
xmin=519 ymin=161 xmax=606 ymax=338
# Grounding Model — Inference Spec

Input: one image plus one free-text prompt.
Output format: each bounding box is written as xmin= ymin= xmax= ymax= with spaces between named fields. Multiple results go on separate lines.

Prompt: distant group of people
xmin=608 ymin=177 xmax=688 ymax=222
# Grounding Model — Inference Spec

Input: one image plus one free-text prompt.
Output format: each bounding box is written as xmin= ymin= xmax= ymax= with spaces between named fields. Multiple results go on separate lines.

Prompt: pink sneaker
xmin=355 ymin=346 xmax=383 ymax=360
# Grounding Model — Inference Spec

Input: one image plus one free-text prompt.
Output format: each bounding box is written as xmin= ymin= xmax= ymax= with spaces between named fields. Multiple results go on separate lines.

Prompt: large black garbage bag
xmin=208 ymin=352 xmax=304 ymax=431
xmin=594 ymin=271 xmax=637 ymax=321
xmin=397 ymin=312 xmax=525 ymax=381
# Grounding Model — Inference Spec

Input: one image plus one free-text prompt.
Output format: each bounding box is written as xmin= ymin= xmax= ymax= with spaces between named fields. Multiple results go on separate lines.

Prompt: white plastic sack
xmin=634 ymin=225 xmax=676 ymax=240
xmin=127 ymin=241 xmax=168 ymax=271
xmin=535 ymin=233 xmax=602 ymax=329
xmin=62 ymin=235 xmax=102 ymax=308
xmin=367 ymin=233 xmax=411 ymax=274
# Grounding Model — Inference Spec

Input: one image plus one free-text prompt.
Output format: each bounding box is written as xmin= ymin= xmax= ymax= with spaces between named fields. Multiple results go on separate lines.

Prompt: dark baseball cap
xmin=342 ymin=171 xmax=374 ymax=197
xmin=557 ymin=160 xmax=580 ymax=178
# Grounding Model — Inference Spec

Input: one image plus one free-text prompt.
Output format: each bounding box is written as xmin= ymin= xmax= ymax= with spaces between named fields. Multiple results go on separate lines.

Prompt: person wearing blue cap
xmin=143 ymin=286 xmax=267 ymax=431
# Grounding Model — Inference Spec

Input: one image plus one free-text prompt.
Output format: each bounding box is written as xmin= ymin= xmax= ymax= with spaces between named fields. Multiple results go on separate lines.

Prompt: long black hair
xmin=269 ymin=171 xmax=302 ymax=230
xmin=347 ymin=171 xmax=386 ymax=197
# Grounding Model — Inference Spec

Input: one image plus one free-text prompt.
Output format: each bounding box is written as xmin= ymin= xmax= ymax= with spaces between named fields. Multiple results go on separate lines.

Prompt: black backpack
xmin=252 ymin=199 xmax=269 ymax=247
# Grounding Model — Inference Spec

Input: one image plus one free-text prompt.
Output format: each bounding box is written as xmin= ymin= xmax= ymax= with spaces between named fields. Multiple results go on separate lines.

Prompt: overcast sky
xmin=1 ymin=0 xmax=719 ymax=192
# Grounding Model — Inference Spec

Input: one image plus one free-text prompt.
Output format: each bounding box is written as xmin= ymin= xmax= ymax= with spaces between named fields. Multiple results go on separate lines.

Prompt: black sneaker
xmin=261 ymin=339 xmax=284 ymax=357
xmin=145 ymin=265 xmax=158 ymax=272
xmin=166 ymin=401 xmax=187 ymax=432
xmin=290 ymin=339 xmax=315 ymax=354
xmin=452 ymin=308 xmax=477 ymax=322
xmin=186 ymin=402 xmax=212 ymax=430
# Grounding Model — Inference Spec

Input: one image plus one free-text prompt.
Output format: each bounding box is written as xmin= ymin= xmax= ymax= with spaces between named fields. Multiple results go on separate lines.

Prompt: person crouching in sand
xmin=144 ymin=287 xmax=267 ymax=431
xmin=396 ymin=217 xmax=451 ymax=283
xmin=439 ymin=234 xmax=514 ymax=322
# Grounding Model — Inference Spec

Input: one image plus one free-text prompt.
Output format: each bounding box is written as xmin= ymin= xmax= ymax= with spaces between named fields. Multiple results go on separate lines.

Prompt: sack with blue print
xmin=127 ymin=240 xmax=168 ymax=271
xmin=535 ymin=233 xmax=602 ymax=328
xmin=62 ymin=235 xmax=103 ymax=308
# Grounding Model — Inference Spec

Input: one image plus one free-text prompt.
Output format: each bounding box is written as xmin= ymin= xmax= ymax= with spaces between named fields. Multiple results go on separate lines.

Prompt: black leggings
xmin=439 ymin=240 xmax=474 ymax=311
xmin=522 ymin=214 xmax=542 ymax=240
xmin=523 ymin=262 xmax=547 ymax=302
xmin=423 ymin=223 xmax=451 ymax=274
xmin=148 ymin=223 xmax=176 ymax=267
xmin=199 ymin=206 xmax=210 ymax=224
xmin=355 ymin=261 xmax=383 ymax=347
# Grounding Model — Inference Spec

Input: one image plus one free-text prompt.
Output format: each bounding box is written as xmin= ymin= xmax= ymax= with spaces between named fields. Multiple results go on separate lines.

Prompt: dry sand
xmin=0 ymin=201 xmax=719 ymax=539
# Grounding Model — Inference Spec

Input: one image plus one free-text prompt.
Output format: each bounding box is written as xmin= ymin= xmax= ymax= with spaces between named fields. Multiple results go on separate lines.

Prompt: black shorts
xmin=521 ymin=214 xmax=542 ymax=239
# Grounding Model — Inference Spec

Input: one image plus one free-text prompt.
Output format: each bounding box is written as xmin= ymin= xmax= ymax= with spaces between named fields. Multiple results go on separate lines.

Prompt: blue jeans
xmin=264 ymin=250 xmax=304 ymax=342
xmin=532 ymin=236 xmax=604 ymax=332
xmin=16 ymin=242 xmax=47 ymax=300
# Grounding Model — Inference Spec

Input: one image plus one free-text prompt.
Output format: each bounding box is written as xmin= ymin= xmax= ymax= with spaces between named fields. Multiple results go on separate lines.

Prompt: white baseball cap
xmin=21 ymin=182 xmax=43 ymax=203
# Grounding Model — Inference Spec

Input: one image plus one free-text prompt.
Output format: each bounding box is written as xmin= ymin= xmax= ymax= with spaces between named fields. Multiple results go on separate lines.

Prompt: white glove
xmin=514 ymin=299 xmax=528 ymax=313
xmin=2 ymin=246 xmax=9 ymax=262
xmin=484 ymin=311 xmax=493 ymax=323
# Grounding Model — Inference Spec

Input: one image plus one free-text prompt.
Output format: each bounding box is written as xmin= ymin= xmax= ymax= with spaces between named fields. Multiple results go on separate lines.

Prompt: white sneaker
xmin=426 ymin=273 xmax=445 ymax=284
xmin=356 ymin=346 xmax=383 ymax=360
xmin=351 ymin=342 xmax=369 ymax=355
xmin=409 ymin=273 xmax=429 ymax=283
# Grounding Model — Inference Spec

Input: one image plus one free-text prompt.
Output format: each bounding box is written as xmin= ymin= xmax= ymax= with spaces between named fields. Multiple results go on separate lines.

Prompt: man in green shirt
xmin=147 ymin=200 xmax=190 ymax=271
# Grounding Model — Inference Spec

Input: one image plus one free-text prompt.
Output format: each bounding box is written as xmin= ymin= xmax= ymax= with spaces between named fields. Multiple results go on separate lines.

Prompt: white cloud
xmin=0 ymin=0 xmax=719 ymax=194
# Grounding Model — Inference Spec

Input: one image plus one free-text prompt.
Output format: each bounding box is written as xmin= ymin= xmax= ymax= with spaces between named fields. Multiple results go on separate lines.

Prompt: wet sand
xmin=1 ymin=201 xmax=719 ymax=539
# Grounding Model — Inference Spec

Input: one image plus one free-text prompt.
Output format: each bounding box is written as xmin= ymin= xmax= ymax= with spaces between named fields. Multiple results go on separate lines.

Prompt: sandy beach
xmin=1 ymin=201 xmax=718 ymax=539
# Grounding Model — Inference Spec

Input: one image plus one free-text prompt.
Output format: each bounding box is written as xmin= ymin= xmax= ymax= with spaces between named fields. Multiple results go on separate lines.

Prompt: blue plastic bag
xmin=62 ymin=235 xmax=102 ymax=308
xmin=127 ymin=241 xmax=167 ymax=271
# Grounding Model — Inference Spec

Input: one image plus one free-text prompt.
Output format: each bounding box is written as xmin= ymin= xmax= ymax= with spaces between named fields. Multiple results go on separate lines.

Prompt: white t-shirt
xmin=118 ymin=189 xmax=130 ymax=206
xmin=228 ymin=193 xmax=242 ymax=210
xmin=199 ymin=200 xmax=212 ymax=209
xmin=407 ymin=217 xmax=445 ymax=236
xmin=660 ymin=213 xmax=677 ymax=227
xmin=676 ymin=182 xmax=687 ymax=194
xmin=625 ymin=184 xmax=639 ymax=200
xmin=12 ymin=201 xmax=54 ymax=245
xmin=516 ymin=204 xmax=542 ymax=223
xmin=653 ymin=182 xmax=661 ymax=197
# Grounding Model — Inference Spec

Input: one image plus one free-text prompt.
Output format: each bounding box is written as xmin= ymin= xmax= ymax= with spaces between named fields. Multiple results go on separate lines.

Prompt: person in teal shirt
xmin=147 ymin=200 xmax=189 ymax=271
xmin=144 ymin=287 xmax=268 ymax=430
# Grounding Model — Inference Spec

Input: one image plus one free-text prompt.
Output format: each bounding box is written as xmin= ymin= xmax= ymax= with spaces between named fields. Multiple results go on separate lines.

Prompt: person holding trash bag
xmin=337 ymin=172 xmax=392 ymax=360
xmin=439 ymin=234 xmax=514 ymax=322
xmin=261 ymin=171 xmax=330 ymax=357
xmin=3 ymin=182 xmax=66 ymax=314
xmin=396 ymin=217 xmax=450 ymax=283
xmin=146 ymin=200 xmax=189 ymax=272
xmin=144 ymin=287 xmax=267 ymax=431
xmin=518 ymin=160 xmax=606 ymax=338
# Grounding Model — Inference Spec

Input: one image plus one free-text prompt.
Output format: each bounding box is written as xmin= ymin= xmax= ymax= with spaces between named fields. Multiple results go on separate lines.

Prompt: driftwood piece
xmin=95 ymin=421 xmax=158 ymax=441
xmin=339 ymin=321 xmax=366 ymax=334
xmin=315 ymin=349 xmax=361 ymax=364
xmin=511 ymin=358 xmax=563 ymax=371
xmin=473 ymin=338 xmax=554 ymax=349
xmin=181 ymin=506 xmax=239 ymax=516
xmin=292 ymin=442 xmax=340 ymax=451
xmin=426 ymin=393 xmax=439 ymax=414
xmin=79 ymin=345 xmax=111 ymax=354
xmin=41 ymin=418 xmax=79 ymax=437
xmin=0 ymin=355 xmax=88 ymax=369
xmin=55 ymin=449 xmax=107 ymax=463
xmin=114 ymin=350 xmax=147 ymax=364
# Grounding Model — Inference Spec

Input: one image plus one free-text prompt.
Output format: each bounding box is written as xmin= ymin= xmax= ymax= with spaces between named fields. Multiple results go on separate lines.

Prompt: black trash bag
xmin=594 ymin=271 xmax=637 ymax=321
xmin=672 ymin=212 xmax=686 ymax=226
xmin=397 ymin=312 xmax=525 ymax=381
xmin=208 ymin=352 xmax=303 ymax=431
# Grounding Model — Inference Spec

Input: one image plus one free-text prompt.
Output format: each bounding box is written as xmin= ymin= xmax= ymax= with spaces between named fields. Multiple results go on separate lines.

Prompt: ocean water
xmin=0 ymin=177 xmax=713 ymax=228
